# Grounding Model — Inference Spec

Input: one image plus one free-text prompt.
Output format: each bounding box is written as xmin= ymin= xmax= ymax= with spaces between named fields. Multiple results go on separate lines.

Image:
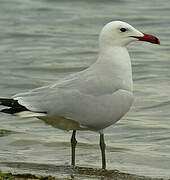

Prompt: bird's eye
xmin=120 ymin=28 xmax=127 ymax=32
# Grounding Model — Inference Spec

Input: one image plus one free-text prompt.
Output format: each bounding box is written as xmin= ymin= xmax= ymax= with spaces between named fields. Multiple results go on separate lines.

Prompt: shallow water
xmin=0 ymin=0 xmax=170 ymax=179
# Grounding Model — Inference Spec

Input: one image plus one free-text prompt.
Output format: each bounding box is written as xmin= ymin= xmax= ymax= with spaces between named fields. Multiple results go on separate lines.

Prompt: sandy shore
xmin=0 ymin=165 xmax=164 ymax=180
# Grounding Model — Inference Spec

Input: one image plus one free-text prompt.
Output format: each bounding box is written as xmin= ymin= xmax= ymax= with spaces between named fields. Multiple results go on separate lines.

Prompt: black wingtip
xmin=0 ymin=98 xmax=20 ymax=107
xmin=0 ymin=98 xmax=47 ymax=115
xmin=0 ymin=98 xmax=28 ymax=114
xmin=1 ymin=107 xmax=28 ymax=114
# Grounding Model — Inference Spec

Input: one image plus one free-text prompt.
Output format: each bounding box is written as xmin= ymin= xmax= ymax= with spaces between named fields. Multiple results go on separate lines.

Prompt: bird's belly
xmin=38 ymin=116 xmax=90 ymax=131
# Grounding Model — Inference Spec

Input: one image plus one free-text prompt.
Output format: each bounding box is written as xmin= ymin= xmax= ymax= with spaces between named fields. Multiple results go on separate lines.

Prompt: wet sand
xmin=0 ymin=162 xmax=164 ymax=180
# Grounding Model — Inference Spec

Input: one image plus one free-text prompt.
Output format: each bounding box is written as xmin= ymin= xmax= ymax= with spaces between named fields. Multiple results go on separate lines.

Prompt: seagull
xmin=0 ymin=21 xmax=160 ymax=169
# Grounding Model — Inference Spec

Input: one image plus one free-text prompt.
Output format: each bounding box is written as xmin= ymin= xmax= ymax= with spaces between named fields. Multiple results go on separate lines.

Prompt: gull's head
xmin=99 ymin=21 xmax=160 ymax=49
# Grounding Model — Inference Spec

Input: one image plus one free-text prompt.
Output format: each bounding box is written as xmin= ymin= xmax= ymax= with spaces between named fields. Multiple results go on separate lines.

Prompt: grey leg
xmin=100 ymin=133 xmax=106 ymax=169
xmin=71 ymin=130 xmax=77 ymax=167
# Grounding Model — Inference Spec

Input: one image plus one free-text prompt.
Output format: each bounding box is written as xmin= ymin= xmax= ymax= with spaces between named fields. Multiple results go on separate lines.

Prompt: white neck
xmin=95 ymin=46 xmax=133 ymax=92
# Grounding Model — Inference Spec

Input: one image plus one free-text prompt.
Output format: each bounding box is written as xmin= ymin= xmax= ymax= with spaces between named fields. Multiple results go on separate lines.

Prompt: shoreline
xmin=0 ymin=165 xmax=164 ymax=180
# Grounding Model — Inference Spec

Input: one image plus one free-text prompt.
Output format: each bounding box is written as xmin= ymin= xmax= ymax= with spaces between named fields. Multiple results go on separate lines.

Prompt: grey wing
xmin=11 ymin=69 xmax=95 ymax=113
xmin=12 ymin=84 xmax=74 ymax=113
